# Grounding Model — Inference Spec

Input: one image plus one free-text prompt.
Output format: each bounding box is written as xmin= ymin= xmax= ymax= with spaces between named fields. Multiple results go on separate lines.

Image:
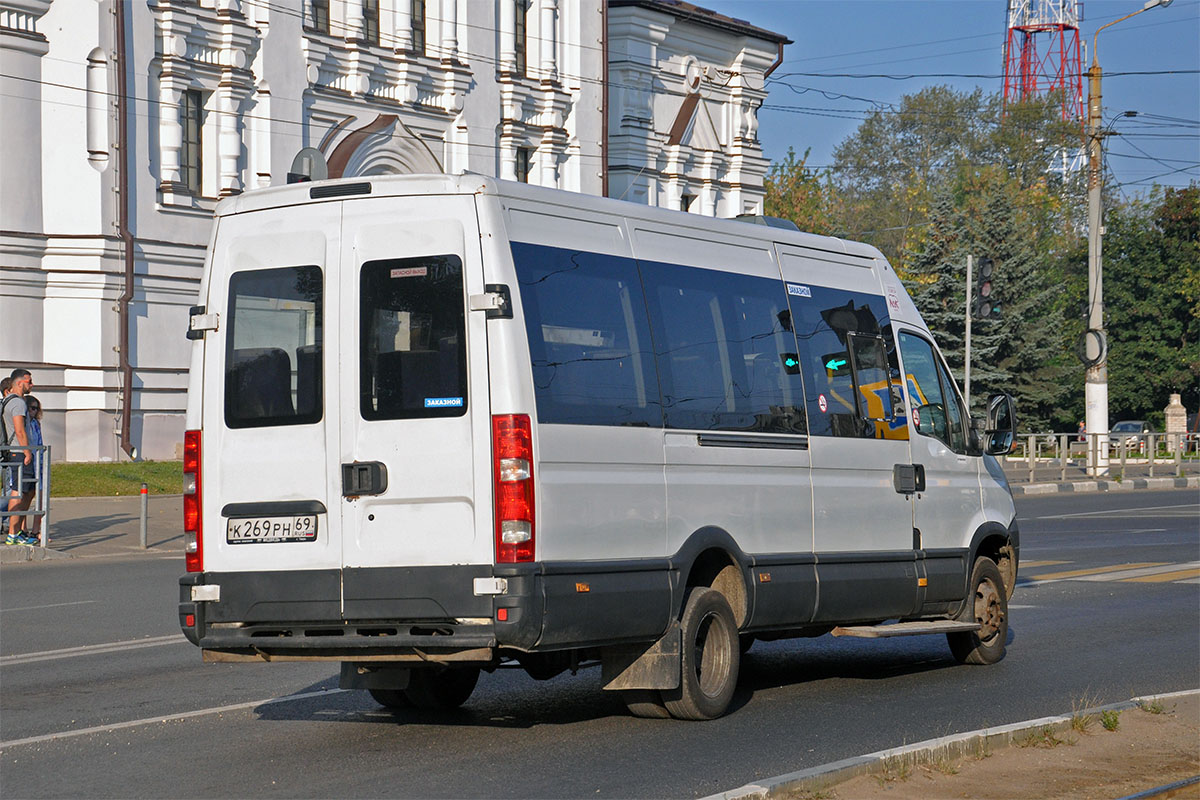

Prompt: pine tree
xmin=903 ymin=170 xmax=1068 ymax=429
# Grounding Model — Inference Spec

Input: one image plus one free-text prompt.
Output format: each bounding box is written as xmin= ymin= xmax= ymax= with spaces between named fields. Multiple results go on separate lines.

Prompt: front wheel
xmin=947 ymin=558 xmax=1009 ymax=665
xmin=663 ymin=587 xmax=740 ymax=720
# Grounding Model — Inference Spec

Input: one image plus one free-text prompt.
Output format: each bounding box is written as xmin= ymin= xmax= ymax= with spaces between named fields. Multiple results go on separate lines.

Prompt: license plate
xmin=226 ymin=515 xmax=318 ymax=544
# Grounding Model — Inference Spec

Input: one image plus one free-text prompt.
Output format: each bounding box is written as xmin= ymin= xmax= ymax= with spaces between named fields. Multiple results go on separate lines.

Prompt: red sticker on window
xmin=818 ymin=394 xmax=828 ymax=413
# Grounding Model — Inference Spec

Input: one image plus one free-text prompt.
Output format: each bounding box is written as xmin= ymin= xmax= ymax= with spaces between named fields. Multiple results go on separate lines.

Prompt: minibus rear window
xmin=359 ymin=255 xmax=467 ymax=420
xmin=225 ymin=265 xmax=324 ymax=429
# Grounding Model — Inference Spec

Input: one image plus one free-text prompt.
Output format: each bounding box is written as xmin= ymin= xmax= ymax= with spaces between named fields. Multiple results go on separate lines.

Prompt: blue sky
xmin=703 ymin=0 xmax=1200 ymax=197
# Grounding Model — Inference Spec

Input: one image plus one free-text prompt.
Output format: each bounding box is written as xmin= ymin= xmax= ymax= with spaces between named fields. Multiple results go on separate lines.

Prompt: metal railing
xmin=1005 ymin=431 xmax=1196 ymax=483
xmin=1 ymin=444 xmax=52 ymax=547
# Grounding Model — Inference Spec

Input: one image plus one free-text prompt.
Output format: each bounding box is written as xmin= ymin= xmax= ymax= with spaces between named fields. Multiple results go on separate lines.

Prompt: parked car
xmin=1110 ymin=420 xmax=1149 ymax=450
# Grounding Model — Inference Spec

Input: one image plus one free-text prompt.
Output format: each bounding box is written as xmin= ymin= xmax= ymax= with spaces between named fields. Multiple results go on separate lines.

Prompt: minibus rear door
xmin=336 ymin=195 xmax=494 ymax=617
xmin=203 ymin=203 xmax=345 ymax=600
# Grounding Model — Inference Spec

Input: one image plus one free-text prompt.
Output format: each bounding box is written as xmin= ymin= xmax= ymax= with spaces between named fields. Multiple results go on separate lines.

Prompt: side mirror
xmin=984 ymin=393 xmax=1017 ymax=456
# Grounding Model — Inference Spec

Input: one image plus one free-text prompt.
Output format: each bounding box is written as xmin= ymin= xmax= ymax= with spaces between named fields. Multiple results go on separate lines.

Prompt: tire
xmin=663 ymin=587 xmax=740 ymax=720
xmin=947 ymin=558 xmax=1009 ymax=665
xmin=620 ymin=689 xmax=672 ymax=719
xmin=368 ymin=688 xmax=412 ymax=709
xmin=403 ymin=667 xmax=481 ymax=709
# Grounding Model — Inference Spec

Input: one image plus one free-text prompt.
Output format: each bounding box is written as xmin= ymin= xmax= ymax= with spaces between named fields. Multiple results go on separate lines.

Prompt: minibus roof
xmin=214 ymin=173 xmax=883 ymax=263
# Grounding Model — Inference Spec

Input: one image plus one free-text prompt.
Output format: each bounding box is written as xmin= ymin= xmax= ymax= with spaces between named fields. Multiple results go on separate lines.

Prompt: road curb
xmin=707 ymin=689 xmax=1200 ymax=800
xmin=1011 ymin=475 xmax=1197 ymax=496
xmin=0 ymin=545 xmax=75 ymax=564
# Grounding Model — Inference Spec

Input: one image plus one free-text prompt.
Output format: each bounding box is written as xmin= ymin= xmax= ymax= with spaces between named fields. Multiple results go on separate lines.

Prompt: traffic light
xmin=973 ymin=257 xmax=1001 ymax=320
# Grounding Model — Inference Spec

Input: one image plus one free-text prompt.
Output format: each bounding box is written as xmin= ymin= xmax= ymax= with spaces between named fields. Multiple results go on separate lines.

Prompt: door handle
xmin=342 ymin=461 xmax=388 ymax=497
xmin=893 ymin=463 xmax=926 ymax=494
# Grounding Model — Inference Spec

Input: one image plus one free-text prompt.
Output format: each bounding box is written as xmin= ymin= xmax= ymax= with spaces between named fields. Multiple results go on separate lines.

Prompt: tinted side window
xmin=225 ymin=266 xmax=323 ymax=429
xmin=936 ymin=358 xmax=968 ymax=452
xmin=898 ymin=331 xmax=966 ymax=451
xmin=790 ymin=285 xmax=895 ymax=438
xmin=641 ymin=261 xmax=806 ymax=434
xmin=360 ymin=255 xmax=467 ymax=420
xmin=512 ymin=242 xmax=661 ymax=427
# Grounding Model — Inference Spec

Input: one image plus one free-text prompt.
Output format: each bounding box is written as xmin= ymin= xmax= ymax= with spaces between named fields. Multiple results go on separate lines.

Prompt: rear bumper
xmin=179 ymin=563 xmax=543 ymax=658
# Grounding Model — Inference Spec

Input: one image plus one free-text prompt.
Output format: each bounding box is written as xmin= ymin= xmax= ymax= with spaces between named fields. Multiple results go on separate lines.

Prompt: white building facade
xmin=0 ymin=0 xmax=786 ymax=462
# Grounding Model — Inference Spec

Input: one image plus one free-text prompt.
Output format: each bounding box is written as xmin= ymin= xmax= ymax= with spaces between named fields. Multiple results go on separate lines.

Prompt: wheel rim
xmin=693 ymin=610 xmax=733 ymax=698
xmin=974 ymin=577 xmax=1004 ymax=642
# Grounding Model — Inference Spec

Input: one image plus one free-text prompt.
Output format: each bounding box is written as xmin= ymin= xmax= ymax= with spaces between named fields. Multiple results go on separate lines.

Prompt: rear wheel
xmin=368 ymin=688 xmax=412 ymax=709
xmin=947 ymin=558 xmax=1009 ymax=665
xmin=620 ymin=689 xmax=671 ymax=719
xmin=403 ymin=667 xmax=480 ymax=709
xmin=663 ymin=587 xmax=740 ymax=720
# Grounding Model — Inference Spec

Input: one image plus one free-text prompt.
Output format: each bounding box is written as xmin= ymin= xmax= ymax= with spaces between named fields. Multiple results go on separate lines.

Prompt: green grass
xmin=1101 ymin=709 xmax=1122 ymax=731
xmin=50 ymin=461 xmax=183 ymax=497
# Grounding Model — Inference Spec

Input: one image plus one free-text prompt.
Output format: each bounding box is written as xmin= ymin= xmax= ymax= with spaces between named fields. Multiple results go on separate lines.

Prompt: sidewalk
xmin=0 ymin=494 xmax=183 ymax=564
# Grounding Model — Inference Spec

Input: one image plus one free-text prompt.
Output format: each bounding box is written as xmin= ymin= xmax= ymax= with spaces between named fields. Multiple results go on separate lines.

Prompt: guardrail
xmin=1005 ymin=431 xmax=1196 ymax=483
xmin=0 ymin=444 xmax=51 ymax=547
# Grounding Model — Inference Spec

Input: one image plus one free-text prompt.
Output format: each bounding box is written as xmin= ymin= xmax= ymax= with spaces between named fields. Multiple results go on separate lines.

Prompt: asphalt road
xmin=1 ymin=489 xmax=1196 ymax=798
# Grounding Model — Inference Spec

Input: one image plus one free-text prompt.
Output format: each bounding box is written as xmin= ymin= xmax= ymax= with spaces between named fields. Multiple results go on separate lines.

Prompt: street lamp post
xmin=1083 ymin=0 xmax=1172 ymax=474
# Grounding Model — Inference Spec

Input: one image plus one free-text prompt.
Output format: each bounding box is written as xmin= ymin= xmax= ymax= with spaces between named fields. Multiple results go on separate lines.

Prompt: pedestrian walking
xmin=23 ymin=394 xmax=46 ymax=544
xmin=2 ymin=369 xmax=38 ymax=545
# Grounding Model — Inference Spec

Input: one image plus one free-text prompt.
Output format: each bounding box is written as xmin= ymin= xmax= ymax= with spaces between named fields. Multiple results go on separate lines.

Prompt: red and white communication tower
xmin=1002 ymin=0 xmax=1085 ymax=121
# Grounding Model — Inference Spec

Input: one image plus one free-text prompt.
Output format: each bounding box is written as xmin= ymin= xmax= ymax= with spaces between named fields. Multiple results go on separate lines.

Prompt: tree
xmin=903 ymin=169 xmax=1069 ymax=429
xmin=1100 ymin=185 xmax=1200 ymax=421
xmin=829 ymin=87 xmax=1082 ymax=274
xmin=763 ymin=146 xmax=834 ymax=235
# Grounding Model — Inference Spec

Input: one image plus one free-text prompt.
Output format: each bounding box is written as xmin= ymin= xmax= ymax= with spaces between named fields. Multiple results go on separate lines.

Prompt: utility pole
xmin=965 ymin=255 xmax=972 ymax=412
xmin=1084 ymin=51 xmax=1109 ymax=472
xmin=1083 ymin=0 xmax=1173 ymax=474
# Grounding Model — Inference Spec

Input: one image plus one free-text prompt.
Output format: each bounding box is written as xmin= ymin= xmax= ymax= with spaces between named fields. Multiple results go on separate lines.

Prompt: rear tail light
xmin=183 ymin=429 xmax=203 ymax=572
xmin=493 ymin=414 xmax=534 ymax=563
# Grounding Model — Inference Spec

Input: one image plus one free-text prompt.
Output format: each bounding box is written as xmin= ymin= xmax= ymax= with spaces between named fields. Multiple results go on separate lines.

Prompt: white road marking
xmin=0 ymin=634 xmax=186 ymax=666
xmin=1032 ymin=503 xmax=1198 ymax=520
xmin=0 ymin=688 xmax=348 ymax=750
xmin=1074 ymin=562 xmax=1200 ymax=582
xmin=0 ymin=600 xmax=97 ymax=613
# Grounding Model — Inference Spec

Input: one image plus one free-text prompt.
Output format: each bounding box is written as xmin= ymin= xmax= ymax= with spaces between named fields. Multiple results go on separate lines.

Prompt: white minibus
xmin=179 ymin=174 xmax=1018 ymax=720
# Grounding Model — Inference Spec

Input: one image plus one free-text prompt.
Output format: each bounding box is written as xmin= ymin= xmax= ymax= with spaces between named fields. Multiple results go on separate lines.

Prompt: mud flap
xmin=599 ymin=621 xmax=681 ymax=691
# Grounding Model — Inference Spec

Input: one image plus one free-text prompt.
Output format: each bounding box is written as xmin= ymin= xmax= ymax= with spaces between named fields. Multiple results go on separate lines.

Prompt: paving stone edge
xmin=709 ymin=689 xmax=1200 ymax=800
xmin=1011 ymin=475 xmax=1198 ymax=496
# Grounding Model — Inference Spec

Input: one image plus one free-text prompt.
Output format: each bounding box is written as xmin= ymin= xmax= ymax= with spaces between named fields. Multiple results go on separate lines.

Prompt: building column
xmin=498 ymin=0 xmax=516 ymax=70
xmin=0 ymin=0 xmax=52 ymax=234
xmin=345 ymin=0 xmax=365 ymax=41
xmin=441 ymin=0 xmax=458 ymax=61
xmin=539 ymin=0 xmax=557 ymax=81
xmin=217 ymin=83 xmax=250 ymax=196
xmin=394 ymin=0 xmax=413 ymax=51
xmin=157 ymin=78 xmax=185 ymax=193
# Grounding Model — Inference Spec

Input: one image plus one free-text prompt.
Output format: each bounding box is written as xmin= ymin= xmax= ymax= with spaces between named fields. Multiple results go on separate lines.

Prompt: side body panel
xmin=777 ymin=246 xmax=919 ymax=621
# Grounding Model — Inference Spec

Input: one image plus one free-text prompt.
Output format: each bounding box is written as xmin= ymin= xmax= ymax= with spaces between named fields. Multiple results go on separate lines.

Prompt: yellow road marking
xmin=1122 ymin=568 xmax=1200 ymax=583
xmin=1021 ymin=560 xmax=1070 ymax=568
xmin=1031 ymin=562 xmax=1167 ymax=581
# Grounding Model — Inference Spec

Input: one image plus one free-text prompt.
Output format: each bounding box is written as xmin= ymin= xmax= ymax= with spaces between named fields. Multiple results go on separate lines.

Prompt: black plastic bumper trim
xmin=222 ymin=500 xmax=328 ymax=517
